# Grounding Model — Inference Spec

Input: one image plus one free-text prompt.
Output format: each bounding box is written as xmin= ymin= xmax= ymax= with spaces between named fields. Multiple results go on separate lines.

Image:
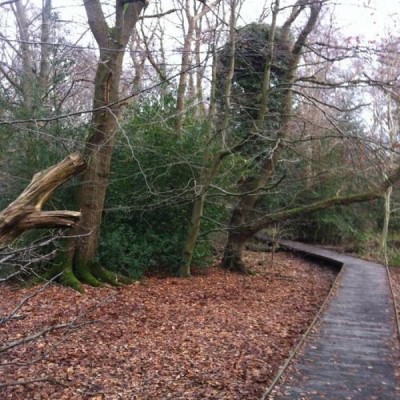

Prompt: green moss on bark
xmin=60 ymin=263 xmax=84 ymax=293
xmin=74 ymin=260 xmax=102 ymax=287
xmin=44 ymin=251 xmax=133 ymax=292
xmin=94 ymin=265 xmax=125 ymax=286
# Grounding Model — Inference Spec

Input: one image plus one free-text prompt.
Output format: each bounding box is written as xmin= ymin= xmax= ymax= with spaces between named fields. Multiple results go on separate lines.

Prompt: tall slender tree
xmin=179 ymin=0 xmax=239 ymax=276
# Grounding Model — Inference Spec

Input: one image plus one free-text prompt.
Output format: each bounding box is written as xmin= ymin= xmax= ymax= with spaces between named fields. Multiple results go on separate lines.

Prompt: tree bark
xmin=61 ymin=0 xmax=148 ymax=291
xmin=175 ymin=2 xmax=197 ymax=136
xmin=0 ymin=153 xmax=86 ymax=246
xmin=180 ymin=193 xmax=205 ymax=276
xmin=38 ymin=0 xmax=52 ymax=95
xmin=222 ymin=221 xmax=254 ymax=273
xmin=381 ymin=187 xmax=392 ymax=262
xmin=380 ymin=93 xmax=397 ymax=262
xmin=14 ymin=0 xmax=36 ymax=112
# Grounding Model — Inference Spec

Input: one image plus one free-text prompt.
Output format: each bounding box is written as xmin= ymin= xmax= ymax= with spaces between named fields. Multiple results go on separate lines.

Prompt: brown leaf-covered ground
xmin=0 ymin=251 xmax=337 ymax=399
xmin=389 ymin=267 xmax=400 ymax=327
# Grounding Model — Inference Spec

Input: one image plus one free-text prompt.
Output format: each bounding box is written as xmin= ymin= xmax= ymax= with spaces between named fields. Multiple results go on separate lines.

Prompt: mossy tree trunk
xmin=58 ymin=0 xmax=148 ymax=291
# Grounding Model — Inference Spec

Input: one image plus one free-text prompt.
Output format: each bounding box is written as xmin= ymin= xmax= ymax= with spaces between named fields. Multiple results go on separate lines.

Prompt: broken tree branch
xmin=0 ymin=153 xmax=86 ymax=246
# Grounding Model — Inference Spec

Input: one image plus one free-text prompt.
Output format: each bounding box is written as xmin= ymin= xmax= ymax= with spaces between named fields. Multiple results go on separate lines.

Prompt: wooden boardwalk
xmin=261 ymin=239 xmax=400 ymax=400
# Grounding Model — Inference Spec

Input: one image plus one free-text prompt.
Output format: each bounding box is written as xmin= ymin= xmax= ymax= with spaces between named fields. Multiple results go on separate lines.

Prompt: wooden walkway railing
xmin=258 ymin=238 xmax=400 ymax=400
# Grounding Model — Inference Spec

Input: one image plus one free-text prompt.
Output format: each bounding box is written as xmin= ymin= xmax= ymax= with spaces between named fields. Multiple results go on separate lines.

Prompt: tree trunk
xmin=14 ymin=0 xmax=36 ymax=113
xmin=180 ymin=193 xmax=205 ymax=276
xmin=175 ymin=0 xmax=220 ymax=135
xmin=175 ymin=9 xmax=195 ymax=136
xmin=380 ymin=186 xmax=392 ymax=263
xmin=69 ymin=48 xmax=124 ymax=280
xmin=179 ymin=0 xmax=236 ymax=276
xmin=380 ymin=93 xmax=397 ymax=263
xmin=222 ymin=229 xmax=253 ymax=274
xmin=58 ymin=0 xmax=148 ymax=291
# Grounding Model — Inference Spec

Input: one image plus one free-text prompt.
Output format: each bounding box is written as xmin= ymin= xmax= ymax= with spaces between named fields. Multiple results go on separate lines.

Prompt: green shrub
xmin=98 ymin=98 xmax=229 ymax=277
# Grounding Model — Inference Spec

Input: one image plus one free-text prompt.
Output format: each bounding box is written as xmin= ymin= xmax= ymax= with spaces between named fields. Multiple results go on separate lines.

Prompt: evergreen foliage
xmin=98 ymin=97 xmax=228 ymax=278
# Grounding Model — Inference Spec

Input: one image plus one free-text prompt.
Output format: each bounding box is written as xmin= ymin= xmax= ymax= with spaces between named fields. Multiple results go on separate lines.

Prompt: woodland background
xmin=1 ymin=0 xmax=400 ymax=397
xmin=1 ymin=0 xmax=400 ymax=285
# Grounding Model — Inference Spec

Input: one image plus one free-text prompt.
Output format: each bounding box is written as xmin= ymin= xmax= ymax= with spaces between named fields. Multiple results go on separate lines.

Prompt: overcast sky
xmin=28 ymin=0 xmax=400 ymax=47
xmin=42 ymin=0 xmax=399 ymax=43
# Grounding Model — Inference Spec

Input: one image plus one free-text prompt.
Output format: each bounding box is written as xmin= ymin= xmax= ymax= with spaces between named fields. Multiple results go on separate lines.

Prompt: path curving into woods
xmin=260 ymin=238 xmax=400 ymax=400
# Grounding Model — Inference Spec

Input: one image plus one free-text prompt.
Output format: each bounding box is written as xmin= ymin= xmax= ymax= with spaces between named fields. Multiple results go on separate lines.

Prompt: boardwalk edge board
xmin=257 ymin=236 xmax=400 ymax=399
xmin=260 ymin=243 xmax=346 ymax=400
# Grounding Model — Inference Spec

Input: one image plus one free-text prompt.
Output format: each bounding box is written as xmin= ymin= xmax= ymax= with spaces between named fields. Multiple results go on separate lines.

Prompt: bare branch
xmin=0 ymin=0 xmax=17 ymax=6
xmin=140 ymin=8 xmax=178 ymax=19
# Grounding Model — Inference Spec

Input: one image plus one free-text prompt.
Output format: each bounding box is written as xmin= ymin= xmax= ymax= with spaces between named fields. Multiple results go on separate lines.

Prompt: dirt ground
xmin=0 ymin=251 xmax=337 ymax=399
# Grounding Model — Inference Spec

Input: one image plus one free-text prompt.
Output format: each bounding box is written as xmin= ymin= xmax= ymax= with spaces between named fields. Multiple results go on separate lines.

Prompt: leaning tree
xmin=219 ymin=0 xmax=400 ymax=273
xmin=217 ymin=0 xmax=323 ymax=272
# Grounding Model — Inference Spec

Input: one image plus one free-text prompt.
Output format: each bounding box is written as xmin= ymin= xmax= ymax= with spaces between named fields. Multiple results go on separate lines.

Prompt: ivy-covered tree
xmin=219 ymin=0 xmax=400 ymax=273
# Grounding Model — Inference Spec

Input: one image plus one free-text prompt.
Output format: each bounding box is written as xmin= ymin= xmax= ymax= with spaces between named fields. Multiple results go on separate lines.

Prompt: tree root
xmin=222 ymin=256 xmax=252 ymax=275
xmin=43 ymin=256 xmax=132 ymax=292
xmin=94 ymin=266 xmax=128 ymax=286
xmin=60 ymin=263 xmax=84 ymax=293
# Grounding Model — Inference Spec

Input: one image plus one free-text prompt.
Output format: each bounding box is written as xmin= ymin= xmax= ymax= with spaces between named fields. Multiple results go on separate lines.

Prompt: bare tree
xmin=174 ymin=0 xmax=221 ymax=135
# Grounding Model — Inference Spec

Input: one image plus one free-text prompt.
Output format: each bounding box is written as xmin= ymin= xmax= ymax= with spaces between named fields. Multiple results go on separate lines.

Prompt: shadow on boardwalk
xmin=261 ymin=239 xmax=400 ymax=400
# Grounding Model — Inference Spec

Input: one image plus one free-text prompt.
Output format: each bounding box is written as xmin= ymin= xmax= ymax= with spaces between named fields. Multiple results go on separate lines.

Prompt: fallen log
xmin=0 ymin=153 xmax=86 ymax=246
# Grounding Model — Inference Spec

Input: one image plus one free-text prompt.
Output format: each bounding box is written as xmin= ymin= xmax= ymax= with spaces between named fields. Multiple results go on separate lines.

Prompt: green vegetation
xmin=98 ymin=99 xmax=229 ymax=278
xmin=1 ymin=1 xmax=400 ymax=286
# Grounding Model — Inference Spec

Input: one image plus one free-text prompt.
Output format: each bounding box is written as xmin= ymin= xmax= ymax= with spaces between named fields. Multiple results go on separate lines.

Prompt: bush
xmin=98 ymin=98 xmax=229 ymax=277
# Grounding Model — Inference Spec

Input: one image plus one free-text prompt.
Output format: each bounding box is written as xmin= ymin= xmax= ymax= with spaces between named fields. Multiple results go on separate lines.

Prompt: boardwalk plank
xmin=265 ymin=239 xmax=400 ymax=400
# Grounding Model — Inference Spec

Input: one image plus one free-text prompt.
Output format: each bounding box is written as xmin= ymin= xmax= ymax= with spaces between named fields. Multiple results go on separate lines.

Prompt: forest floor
xmin=389 ymin=267 xmax=400 ymax=329
xmin=0 ymin=251 xmax=337 ymax=400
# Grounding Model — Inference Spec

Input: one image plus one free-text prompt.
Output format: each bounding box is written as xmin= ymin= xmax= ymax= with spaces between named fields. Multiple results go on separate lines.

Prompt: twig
xmin=0 ymin=273 xmax=62 ymax=325
xmin=0 ymin=377 xmax=67 ymax=388
xmin=0 ymin=0 xmax=17 ymax=6
xmin=0 ymin=320 xmax=97 ymax=353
